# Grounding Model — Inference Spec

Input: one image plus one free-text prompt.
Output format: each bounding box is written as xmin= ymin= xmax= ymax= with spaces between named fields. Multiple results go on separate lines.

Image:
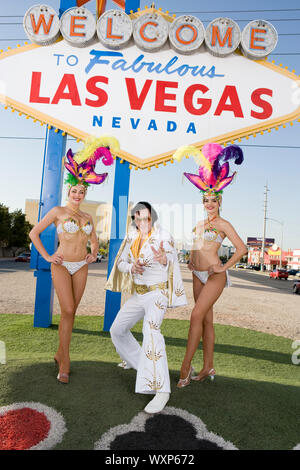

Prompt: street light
xmin=267 ymin=218 xmax=284 ymax=268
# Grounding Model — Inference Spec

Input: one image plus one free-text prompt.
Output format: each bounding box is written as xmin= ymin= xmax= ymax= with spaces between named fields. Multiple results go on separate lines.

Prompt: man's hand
xmin=131 ymin=259 xmax=145 ymax=275
xmin=151 ymin=241 xmax=167 ymax=265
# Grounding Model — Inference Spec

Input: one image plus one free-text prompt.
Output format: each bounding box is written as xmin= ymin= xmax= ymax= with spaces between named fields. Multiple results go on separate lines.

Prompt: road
xmin=228 ymin=268 xmax=299 ymax=294
xmin=0 ymin=259 xmax=299 ymax=339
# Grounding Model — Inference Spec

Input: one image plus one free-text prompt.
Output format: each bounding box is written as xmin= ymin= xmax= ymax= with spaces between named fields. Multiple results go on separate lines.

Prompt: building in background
xmin=285 ymin=249 xmax=300 ymax=271
xmin=246 ymin=236 xmax=299 ymax=270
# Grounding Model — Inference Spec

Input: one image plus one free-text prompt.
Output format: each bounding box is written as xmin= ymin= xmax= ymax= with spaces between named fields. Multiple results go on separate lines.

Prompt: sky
xmin=0 ymin=0 xmax=300 ymax=250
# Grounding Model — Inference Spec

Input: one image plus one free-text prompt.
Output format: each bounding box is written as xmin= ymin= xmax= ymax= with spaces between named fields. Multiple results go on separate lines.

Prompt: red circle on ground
xmin=0 ymin=407 xmax=51 ymax=450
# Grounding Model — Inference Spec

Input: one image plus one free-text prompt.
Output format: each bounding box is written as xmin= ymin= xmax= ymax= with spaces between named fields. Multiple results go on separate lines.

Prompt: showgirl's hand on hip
xmin=48 ymin=253 xmax=64 ymax=265
xmin=188 ymin=260 xmax=195 ymax=271
xmin=208 ymin=264 xmax=225 ymax=275
xmin=86 ymin=254 xmax=96 ymax=264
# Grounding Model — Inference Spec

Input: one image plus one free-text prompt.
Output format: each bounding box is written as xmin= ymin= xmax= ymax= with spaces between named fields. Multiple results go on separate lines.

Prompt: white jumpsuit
xmin=109 ymin=224 xmax=187 ymax=395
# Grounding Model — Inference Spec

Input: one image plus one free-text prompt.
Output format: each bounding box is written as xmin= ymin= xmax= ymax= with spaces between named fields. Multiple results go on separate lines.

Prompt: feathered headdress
xmin=64 ymin=135 xmax=120 ymax=188
xmin=173 ymin=143 xmax=243 ymax=198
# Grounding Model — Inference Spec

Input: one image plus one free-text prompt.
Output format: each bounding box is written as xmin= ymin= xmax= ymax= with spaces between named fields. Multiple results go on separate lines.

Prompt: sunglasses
xmin=135 ymin=216 xmax=152 ymax=223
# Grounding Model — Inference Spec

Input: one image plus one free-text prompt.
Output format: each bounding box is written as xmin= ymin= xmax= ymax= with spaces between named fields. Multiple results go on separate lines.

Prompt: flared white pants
xmin=110 ymin=290 xmax=170 ymax=394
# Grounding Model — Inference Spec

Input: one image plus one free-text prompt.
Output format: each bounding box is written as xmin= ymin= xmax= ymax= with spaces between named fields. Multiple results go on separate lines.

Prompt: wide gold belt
xmin=133 ymin=281 xmax=168 ymax=295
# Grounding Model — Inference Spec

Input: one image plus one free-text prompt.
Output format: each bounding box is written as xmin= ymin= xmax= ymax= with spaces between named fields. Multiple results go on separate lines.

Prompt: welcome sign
xmin=0 ymin=6 xmax=299 ymax=168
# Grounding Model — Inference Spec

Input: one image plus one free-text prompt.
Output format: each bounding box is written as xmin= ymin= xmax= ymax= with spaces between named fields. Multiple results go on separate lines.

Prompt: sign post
xmin=30 ymin=0 xmax=76 ymax=327
xmin=103 ymin=0 xmax=140 ymax=332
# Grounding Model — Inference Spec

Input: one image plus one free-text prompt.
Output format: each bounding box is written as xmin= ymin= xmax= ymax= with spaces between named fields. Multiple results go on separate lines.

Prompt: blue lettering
xmin=54 ymin=54 xmax=64 ymax=66
xmin=148 ymin=119 xmax=157 ymax=131
xmin=130 ymin=118 xmax=140 ymax=130
xmin=129 ymin=55 xmax=144 ymax=72
xmin=177 ymin=65 xmax=190 ymax=76
xmin=167 ymin=121 xmax=177 ymax=132
xmin=163 ymin=56 xmax=179 ymax=74
xmin=112 ymin=116 xmax=121 ymax=128
xmin=86 ymin=50 xmax=123 ymax=74
xmin=93 ymin=116 xmax=103 ymax=127
xmin=187 ymin=122 xmax=196 ymax=134
xmin=111 ymin=59 xmax=128 ymax=71
xmin=66 ymin=55 xmax=78 ymax=67
xmin=85 ymin=50 xmax=225 ymax=79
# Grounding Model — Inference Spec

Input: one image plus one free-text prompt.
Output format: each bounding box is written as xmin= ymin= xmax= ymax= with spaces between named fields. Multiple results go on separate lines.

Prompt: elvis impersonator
xmin=106 ymin=202 xmax=187 ymax=414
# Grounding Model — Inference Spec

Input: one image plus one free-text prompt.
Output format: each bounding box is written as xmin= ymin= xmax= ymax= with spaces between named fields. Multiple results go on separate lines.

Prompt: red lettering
xmin=29 ymin=72 xmax=50 ymax=104
xmin=106 ymin=18 xmax=123 ymax=39
xmin=30 ymin=13 xmax=54 ymax=35
xmin=125 ymin=78 xmax=152 ymax=110
xmin=214 ymin=85 xmax=244 ymax=117
xmin=155 ymin=81 xmax=178 ymax=113
xmin=51 ymin=74 xmax=81 ymax=105
xmin=211 ymin=26 xmax=233 ymax=48
xmin=70 ymin=16 xmax=86 ymax=37
xmin=250 ymin=28 xmax=266 ymax=50
xmin=251 ymin=88 xmax=273 ymax=119
xmin=184 ymin=84 xmax=211 ymax=115
xmin=85 ymin=76 xmax=109 ymax=107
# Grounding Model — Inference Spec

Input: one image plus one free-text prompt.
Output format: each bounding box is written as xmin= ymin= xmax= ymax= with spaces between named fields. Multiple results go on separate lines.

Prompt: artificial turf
xmin=0 ymin=314 xmax=299 ymax=450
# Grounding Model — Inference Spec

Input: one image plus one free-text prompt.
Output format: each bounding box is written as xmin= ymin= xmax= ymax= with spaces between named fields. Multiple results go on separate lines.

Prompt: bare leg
xmin=193 ymin=274 xmax=215 ymax=376
xmin=51 ymin=264 xmax=88 ymax=377
xmin=180 ymin=272 xmax=226 ymax=379
xmin=70 ymin=263 xmax=88 ymax=321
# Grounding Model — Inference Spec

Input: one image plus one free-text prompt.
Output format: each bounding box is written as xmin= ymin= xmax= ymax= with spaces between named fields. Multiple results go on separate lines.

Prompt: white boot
xmin=144 ymin=392 xmax=170 ymax=414
xmin=117 ymin=360 xmax=131 ymax=370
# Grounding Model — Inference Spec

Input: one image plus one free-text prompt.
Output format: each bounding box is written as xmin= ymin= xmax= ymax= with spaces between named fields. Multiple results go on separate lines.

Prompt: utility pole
xmin=261 ymin=183 xmax=269 ymax=271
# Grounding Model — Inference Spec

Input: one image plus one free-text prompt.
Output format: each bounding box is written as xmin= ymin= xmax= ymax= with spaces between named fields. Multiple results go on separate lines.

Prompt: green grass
xmin=0 ymin=314 xmax=299 ymax=450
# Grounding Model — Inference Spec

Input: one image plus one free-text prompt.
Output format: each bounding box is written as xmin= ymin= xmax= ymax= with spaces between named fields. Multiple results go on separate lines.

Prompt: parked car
xmin=293 ymin=281 xmax=300 ymax=294
xmin=236 ymin=263 xmax=247 ymax=268
xmin=295 ymin=271 xmax=300 ymax=278
xmin=15 ymin=252 xmax=31 ymax=262
xmin=269 ymin=269 xmax=288 ymax=280
xmin=96 ymin=253 xmax=103 ymax=263
xmin=288 ymin=269 xmax=300 ymax=276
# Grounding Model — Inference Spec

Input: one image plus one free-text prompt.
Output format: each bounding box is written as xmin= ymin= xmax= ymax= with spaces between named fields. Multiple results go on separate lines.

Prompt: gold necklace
xmin=206 ymin=215 xmax=218 ymax=230
xmin=204 ymin=215 xmax=219 ymax=241
xmin=66 ymin=205 xmax=80 ymax=218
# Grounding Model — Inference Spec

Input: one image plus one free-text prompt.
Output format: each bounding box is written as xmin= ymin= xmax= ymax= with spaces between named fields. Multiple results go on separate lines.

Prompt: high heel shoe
xmin=54 ymin=356 xmax=70 ymax=375
xmin=54 ymin=357 xmax=70 ymax=383
xmin=177 ymin=366 xmax=194 ymax=388
xmin=191 ymin=368 xmax=216 ymax=382
xmin=57 ymin=372 xmax=69 ymax=384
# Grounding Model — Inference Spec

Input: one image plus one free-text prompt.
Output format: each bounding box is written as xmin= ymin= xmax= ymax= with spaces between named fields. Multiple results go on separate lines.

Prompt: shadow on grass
xmin=1 ymin=360 xmax=300 ymax=450
xmin=49 ymin=324 xmax=292 ymax=366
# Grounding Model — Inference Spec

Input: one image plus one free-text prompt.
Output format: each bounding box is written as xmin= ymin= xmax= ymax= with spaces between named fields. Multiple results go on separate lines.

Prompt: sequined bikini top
xmin=202 ymin=230 xmax=224 ymax=244
xmin=56 ymin=218 xmax=93 ymax=236
xmin=194 ymin=219 xmax=224 ymax=244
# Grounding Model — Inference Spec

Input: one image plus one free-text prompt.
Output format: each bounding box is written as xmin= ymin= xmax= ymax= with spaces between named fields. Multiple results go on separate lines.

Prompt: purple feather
xmin=212 ymin=145 xmax=243 ymax=180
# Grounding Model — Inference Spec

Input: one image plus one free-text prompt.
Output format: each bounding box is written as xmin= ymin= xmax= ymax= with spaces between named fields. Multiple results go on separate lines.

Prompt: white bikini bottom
xmin=193 ymin=269 xmax=232 ymax=287
xmin=61 ymin=260 xmax=87 ymax=276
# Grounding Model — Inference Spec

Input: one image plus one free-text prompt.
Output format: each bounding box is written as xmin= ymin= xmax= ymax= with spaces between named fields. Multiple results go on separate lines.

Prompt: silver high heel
xmin=191 ymin=368 xmax=216 ymax=382
xmin=177 ymin=367 xmax=195 ymax=388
